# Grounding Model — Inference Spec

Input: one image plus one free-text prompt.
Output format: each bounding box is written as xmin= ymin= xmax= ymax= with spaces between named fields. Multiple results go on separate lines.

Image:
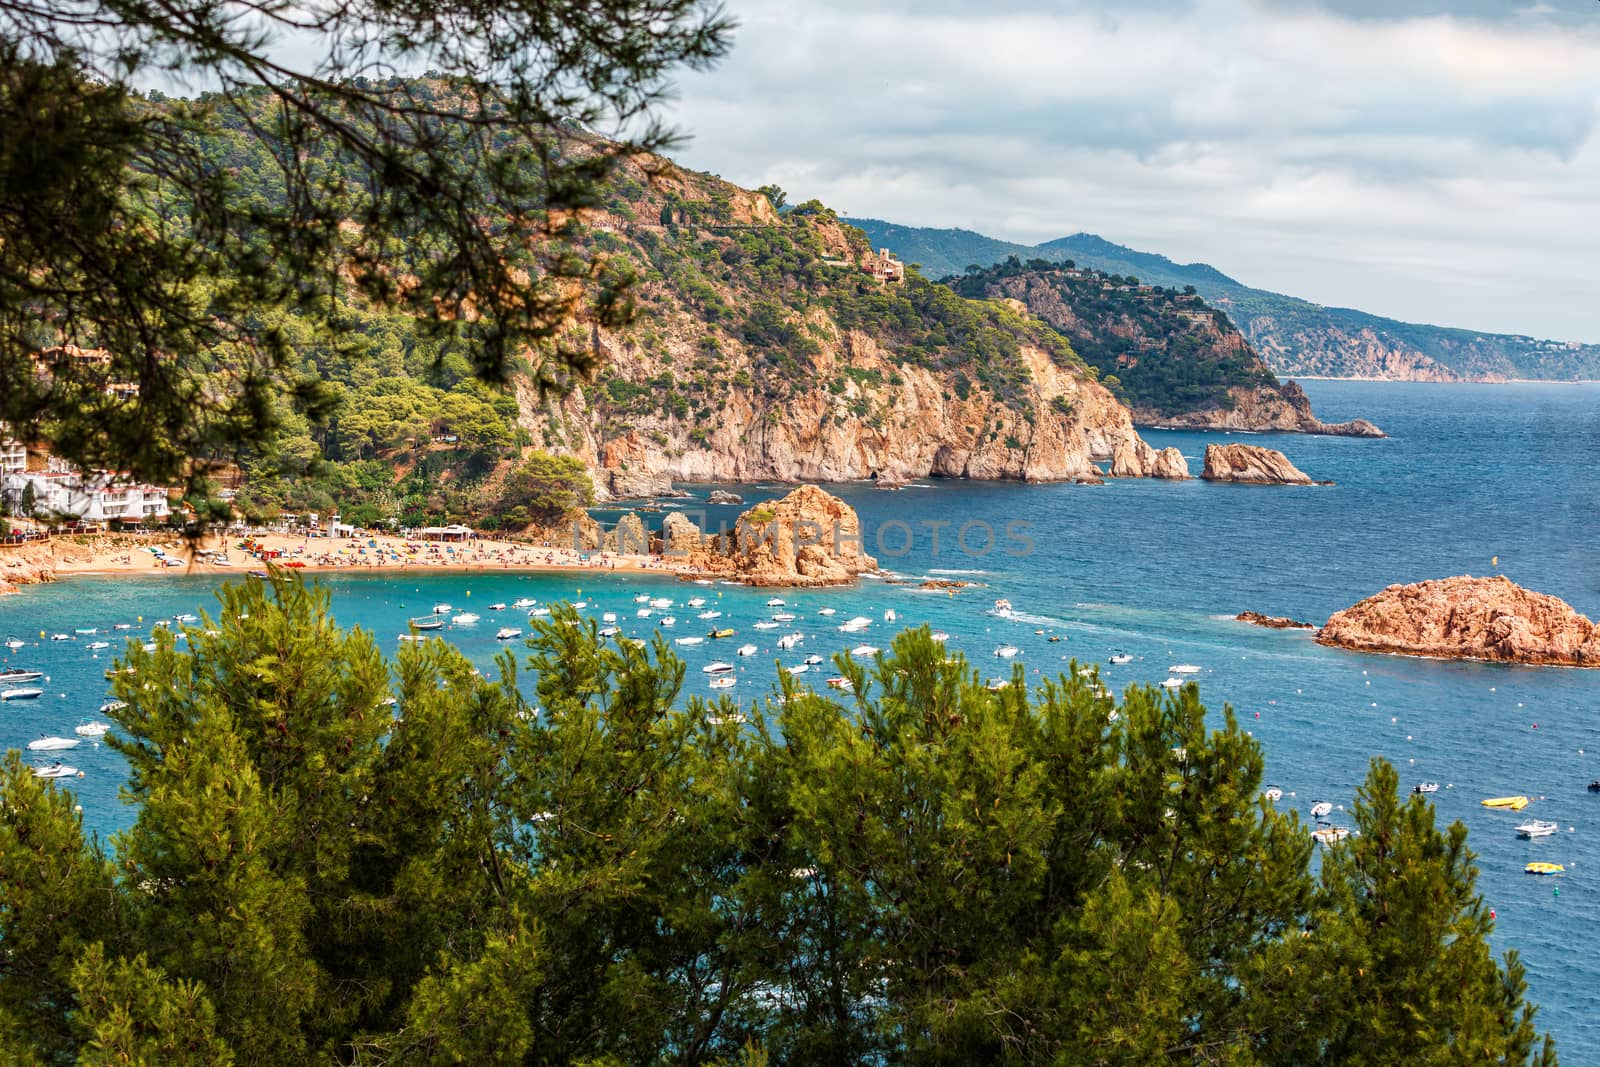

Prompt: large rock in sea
xmin=1201 ymin=443 xmax=1315 ymax=485
xmin=1109 ymin=438 xmax=1189 ymax=479
xmin=1316 ymin=574 xmax=1600 ymax=667
xmin=722 ymin=485 xmax=878 ymax=587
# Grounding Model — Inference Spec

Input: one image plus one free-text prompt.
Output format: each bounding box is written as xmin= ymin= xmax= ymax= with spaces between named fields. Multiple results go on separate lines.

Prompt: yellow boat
xmin=1481 ymin=796 xmax=1529 ymax=811
xmin=708 ymin=628 xmax=735 ymax=639
xmin=1525 ymin=862 xmax=1564 ymax=876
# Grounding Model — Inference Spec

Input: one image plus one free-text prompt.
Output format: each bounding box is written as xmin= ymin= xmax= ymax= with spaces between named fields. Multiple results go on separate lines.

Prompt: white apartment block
xmin=2 ymin=471 xmax=171 ymax=524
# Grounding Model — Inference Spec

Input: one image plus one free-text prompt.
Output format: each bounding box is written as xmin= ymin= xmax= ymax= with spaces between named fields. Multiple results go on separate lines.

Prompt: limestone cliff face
xmin=1317 ymin=575 xmax=1600 ymax=666
xmin=1244 ymin=320 xmax=1459 ymax=382
xmin=1109 ymin=438 xmax=1189 ymax=479
xmin=508 ymin=156 xmax=1214 ymax=500
xmin=1141 ymin=382 xmax=1385 ymax=438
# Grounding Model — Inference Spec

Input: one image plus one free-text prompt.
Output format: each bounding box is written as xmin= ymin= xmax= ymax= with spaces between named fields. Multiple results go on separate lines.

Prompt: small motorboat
xmin=992 ymin=599 xmax=1013 ymax=615
xmin=452 ymin=612 xmax=480 ymax=624
xmin=994 ymin=645 xmax=1020 ymax=659
xmin=2 ymin=687 xmax=44 ymax=701
xmin=771 ymin=612 xmax=796 ymax=622
xmin=598 ymin=626 xmax=620 ymax=637
xmin=1310 ymin=823 xmax=1350 ymax=845
xmin=884 ymin=609 xmax=897 ymax=622
xmin=708 ymin=628 xmax=735 ymax=639
xmin=817 ymin=608 xmax=836 ymax=616
xmin=735 ymin=644 xmax=758 ymax=657
xmin=100 ymin=700 xmax=127 ymax=713
xmin=1168 ymin=664 xmax=1202 ymax=674
xmin=1310 ymin=801 xmax=1333 ymax=819
xmin=804 ymin=654 xmax=824 ymax=665
xmin=702 ymin=662 xmax=735 ymax=675
xmin=1161 ymin=677 xmax=1183 ymax=689
xmin=397 ymin=634 xmax=425 ymax=642
xmin=432 ymin=603 xmax=452 ymax=616
xmin=1589 ymin=780 xmax=1600 ymax=793
xmin=840 ymin=616 xmax=872 ymax=632
xmin=850 ymin=645 xmax=879 ymax=657
xmin=826 ymin=676 xmax=854 ymax=692
xmin=784 ymin=664 xmax=810 ymax=676
xmin=50 ymin=633 xmax=72 ymax=642
xmin=698 ymin=610 xmax=723 ymax=620
xmin=33 ymin=763 xmax=79 ymax=779
xmin=3 ymin=636 xmax=24 ymax=650
xmin=27 ymin=736 xmax=79 ymax=752
xmin=766 ymin=598 xmax=786 ymax=607
xmin=634 ymin=594 xmax=652 ymax=604
xmin=410 ymin=614 xmax=445 ymax=631
xmin=660 ymin=616 xmax=676 ymax=627
xmin=777 ymin=633 xmax=803 ymax=650
xmin=753 ymin=621 xmax=780 ymax=630
xmin=86 ymin=641 xmax=109 ymax=651
xmin=513 ymin=598 xmax=538 ymax=609
xmin=1109 ymin=653 xmax=1133 ymax=665
xmin=173 ymin=613 xmax=199 ymax=624
xmin=1515 ymin=820 xmax=1560 ymax=839
xmin=602 ymin=612 xmax=618 ymax=623
xmin=687 ymin=597 xmax=707 ymax=608
xmin=1263 ymin=786 xmax=1283 ymax=803
xmin=487 ymin=603 xmax=507 ymax=611
xmin=1482 ymin=796 xmax=1530 ymax=811
xmin=0 ymin=668 xmax=43 ymax=684
xmin=1413 ymin=782 xmax=1439 ymax=794
xmin=495 ymin=627 xmax=523 ymax=641
xmin=708 ymin=676 xmax=736 ymax=690
xmin=636 ymin=608 xmax=651 ymax=618
xmin=650 ymin=598 xmax=672 ymax=609
xmin=930 ymin=630 xmax=950 ymax=642
xmin=572 ymin=600 xmax=588 ymax=609
xmin=111 ymin=623 xmax=131 ymax=631
xmin=985 ymin=678 xmax=1009 ymax=691
xmin=74 ymin=627 xmax=98 ymax=636
xmin=529 ymin=607 xmax=552 ymax=618
xmin=75 ymin=721 xmax=111 ymax=738
xmin=675 ymin=636 xmax=705 ymax=646
xmin=1525 ymin=862 xmax=1565 ymax=876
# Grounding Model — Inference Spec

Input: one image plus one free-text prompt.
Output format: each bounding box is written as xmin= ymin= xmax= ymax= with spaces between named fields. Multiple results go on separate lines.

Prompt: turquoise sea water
xmin=2 ymin=379 xmax=1597 ymax=1055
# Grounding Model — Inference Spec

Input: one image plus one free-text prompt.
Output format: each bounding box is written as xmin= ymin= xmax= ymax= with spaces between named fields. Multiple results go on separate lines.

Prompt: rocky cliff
xmin=523 ymin=164 xmax=1182 ymax=500
xmin=1200 ymin=444 xmax=1317 ymax=485
xmin=658 ymin=485 xmax=876 ymax=586
xmin=1317 ymin=575 xmax=1600 ymax=666
xmin=943 ymin=265 xmax=1381 ymax=435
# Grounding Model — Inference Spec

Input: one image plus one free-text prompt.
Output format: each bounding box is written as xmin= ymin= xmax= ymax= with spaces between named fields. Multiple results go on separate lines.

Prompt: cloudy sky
xmin=661 ymin=0 xmax=1600 ymax=340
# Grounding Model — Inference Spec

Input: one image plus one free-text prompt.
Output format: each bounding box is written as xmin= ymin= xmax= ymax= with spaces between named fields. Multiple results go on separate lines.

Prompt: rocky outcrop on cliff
xmin=1317 ymin=575 xmax=1600 ymax=666
xmin=0 ymin=542 xmax=60 ymax=591
xmin=1142 ymin=381 xmax=1384 ymax=437
xmin=1109 ymin=438 xmax=1189 ymax=479
xmin=1201 ymin=444 xmax=1316 ymax=485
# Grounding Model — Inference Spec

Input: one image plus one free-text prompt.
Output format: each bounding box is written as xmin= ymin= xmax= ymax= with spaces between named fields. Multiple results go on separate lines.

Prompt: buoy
xmin=1490 ymin=908 xmax=1496 ymax=919
xmin=1254 ymin=712 xmax=1260 ymax=719
xmin=74 ymin=805 xmax=83 ymax=813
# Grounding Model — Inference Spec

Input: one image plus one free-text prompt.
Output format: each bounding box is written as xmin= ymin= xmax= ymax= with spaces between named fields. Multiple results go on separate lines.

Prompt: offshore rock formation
xmin=1236 ymin=611 xmax=1315 ymax=630
xmin=1201 ymin=444 xmax=1316 ymax=485
xmin=656 ymin=486 xmax=876 ymax=587
xmin=1317 ymin=575 xmax=1600 ymax=667
xmin=1109 ymin=438 xmax=1189 ymax=479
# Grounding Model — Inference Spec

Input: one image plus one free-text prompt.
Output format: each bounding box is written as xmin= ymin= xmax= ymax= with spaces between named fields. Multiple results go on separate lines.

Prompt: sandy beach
xmin=4 ymin=530 xmax=702 ymax=588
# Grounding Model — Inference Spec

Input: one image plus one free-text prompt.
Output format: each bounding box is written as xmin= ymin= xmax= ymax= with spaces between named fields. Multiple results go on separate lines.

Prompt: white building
xmin=2 ymin=471 xmax=171 ymax=525
xmin=0 ymin=439 xmax=24 ymax=476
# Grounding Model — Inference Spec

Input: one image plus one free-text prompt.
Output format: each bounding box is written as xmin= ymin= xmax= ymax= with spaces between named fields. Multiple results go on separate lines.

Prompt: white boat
xmin=28 ymin=736 xmax=79 ymax=752
xmin=51 ymin=633 xmax=72 ymax=642
xmin=572 ymin=600 xmax=588 ymax=609
xmin=994 ymin=645 xmax=1020 ymax=659
xmin=529 ymin=608 xmax=552 ymax=618
xmin=777 ymin=633 xmax=803 ymax=650
xmin=75 ymin=627 xmax=98 ymax=635
xmin=141 ymin=642 xmax=158 ymax=652
xmin=3 ymin=636 xmax=24 ymax=650
xmin=850 ymin=645 xmax=879 ymax=657
xmin=174 ymin=614 xmax=199 ymax=624
xmin=1109 ymin=653 xmax=1133 ymax=665
xmin=487 ymin=603 xmax=507 ymax=611
xmin=634 ymin=594 xmax=652 ymax=603
xmin=884 ymin=609 xmax=897 ymax=622
xmin=817 ymin=608 xmax=836 ymax=616
xmin=753 ymin=621 xmax=780 ymax=630
xmin=452 ymin=612 xmax=480 ymax=624
xmin=1311 ymin=823 xmax=1350 ymax=845
xmin=75 ymin=721 xmax=111 ymax=738
xmin=660 ymin=616 xmax=676 ymax=627
xmin=0 ymin=668 xmax=43 ymax=683
xmin=432 ymin=603 xmax=452 ymax=615
xmin=804 ymin=654 xmax=824 ymax=665
xmin=397 ymin=634 xmax=425 ymax=643
xmin=410 ymin=614 xmax=445 ymax=631
xmin=2 ymin=687 xmax=44 ymax=700
xmin=86 ymin=641 xmax=109 ymax=651
xmin=827 ymin=676 xmax=854 ymax=692
xmin=1161 ymin=677 xmax=1183 ymax=689
xmin=33 ymin=763 xmax=78 ymax=779
xmin=687 ymin=597 xmax=707 ymax=608
xmin=1310 ymin=801 xmax=1334 ymax=819
xmin=702 ymin=662 xmax=735 ymax=675
xmin=1169 ymin=664 xmax=1202 ymax=674
xmin=495 ymin=627 xmax=522 ymax=641
xmin=602 ymin=612 xmax=617 ymax=623
xmin=766 ymin=598 xmax=785 ymax=607
xmin=675 ymin=636 xmax=705 ymax=646
xmin=992 ymin=599 xmax=1014 ymax=616
xmin=1263 ymin=786 xmax=1283 ymax=802
xmin=772 ymin=612 xmax=797 ymax=622
xmin=649 ymin=598 xmax=672 ymax=609
xmin=636 ymin=608 xmax=652 ymax=618
xmin=1413 ymin=782 xmax=1440 ymax=794
xmin=598 ymin=626 xmax=620 ymax=637
xmin=839 ymin=616 xmax=872 ymax=633
xmin=100 ymin=700 xmax=126 ymax=714
xmin=708 ymin=676 xmax=736 ymax=689
xmin=786 ymin=664 xmax=810 ymax=676
xmin=112 ymin=623 xmax=131 ymax=630
xmin=985 ymin=678 xmax=1009 ymax=691
xmin=698 ymin=610 xmax=722 ymax=620
xmin=1515 ymin=820 xmax=1560 ymax=839
xmin=513 ymin=598 xmax=538 ymax=609
xmin=736 ymin=644 xmax=758 ymax=657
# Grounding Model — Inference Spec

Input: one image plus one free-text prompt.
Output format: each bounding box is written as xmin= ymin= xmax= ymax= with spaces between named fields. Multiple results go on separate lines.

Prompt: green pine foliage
xmin=0 ymin=580 xmax=1557 ymax=1064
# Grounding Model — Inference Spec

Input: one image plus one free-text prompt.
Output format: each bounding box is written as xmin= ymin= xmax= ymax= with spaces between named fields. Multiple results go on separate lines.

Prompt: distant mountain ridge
xmin=847 ymin=218 xmax=1600 ymax=382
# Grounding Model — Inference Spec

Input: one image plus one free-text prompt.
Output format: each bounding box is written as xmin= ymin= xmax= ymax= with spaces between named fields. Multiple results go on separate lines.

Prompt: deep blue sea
xmin=3 ymin=380 xmax=1597 ymax=1055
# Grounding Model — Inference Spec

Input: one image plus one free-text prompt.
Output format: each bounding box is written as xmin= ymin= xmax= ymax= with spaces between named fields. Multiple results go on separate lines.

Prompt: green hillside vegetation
xmin=849 ymin=218 xmax=1600 ymax=381
xmin=948 ymin=258 xmax=1276 ymax=416
xmin=0 ymin=579 xmax=1558 ymax=1064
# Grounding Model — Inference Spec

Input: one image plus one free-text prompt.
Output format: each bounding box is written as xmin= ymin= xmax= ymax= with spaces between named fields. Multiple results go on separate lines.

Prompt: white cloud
xmin=660 ymin=0 xmax=1600 ymax=338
